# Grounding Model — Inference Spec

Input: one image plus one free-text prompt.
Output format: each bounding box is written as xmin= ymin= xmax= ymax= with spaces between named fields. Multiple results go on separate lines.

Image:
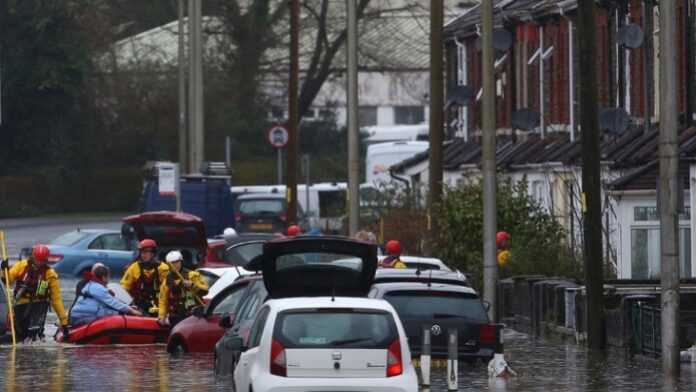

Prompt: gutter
xmin=607 ymin=189 xmax=657 ymax=196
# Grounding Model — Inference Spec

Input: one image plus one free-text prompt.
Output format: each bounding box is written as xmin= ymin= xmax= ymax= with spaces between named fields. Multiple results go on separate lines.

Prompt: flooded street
xmin=1 ymin=276 xmax=696 ymax=392
xmin=2 ymin=220 xmax=696 ymax=391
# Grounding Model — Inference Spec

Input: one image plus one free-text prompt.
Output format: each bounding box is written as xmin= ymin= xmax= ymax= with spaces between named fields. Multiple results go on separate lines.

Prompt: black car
xmin=234 ymin=193 xmax=307 ymax=234
xmin=369 ymin=278 xmax=497 ymax=362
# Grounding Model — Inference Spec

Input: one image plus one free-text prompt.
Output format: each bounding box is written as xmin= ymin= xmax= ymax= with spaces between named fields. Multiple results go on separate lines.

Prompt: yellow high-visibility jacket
xmin=158 ymin=269 xmax=208 ymax=320
xmin=4 ymin=260 xmax=68 ymax=326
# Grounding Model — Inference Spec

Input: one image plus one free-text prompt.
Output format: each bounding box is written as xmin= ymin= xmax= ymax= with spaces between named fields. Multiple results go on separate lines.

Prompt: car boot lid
xmin=243 ymin=236 xmax=378 ymax=298
xmin=122 ymin=211 xmax=207 ymax=250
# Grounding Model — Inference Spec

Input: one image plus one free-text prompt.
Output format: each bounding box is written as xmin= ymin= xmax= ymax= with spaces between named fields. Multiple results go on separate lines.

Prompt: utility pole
xmin=178 ymin=0 xmax=188 ymax=174
xmin=577 ymin=0 xmax=605 ymax=349
xmin=427 ymin=0 xmax=444 ymax=252
xmin=481 ymin=0 xmax=497 ymax=322
xmin=188 ymin=0 xmax=204 ymax=174
xmin=659 ymin=0 xmax=680 ymax=377
xmin=287 ymin=0 xmax=300 ymax=223
xmin=347 ymin=0 xmax=360 ymax=236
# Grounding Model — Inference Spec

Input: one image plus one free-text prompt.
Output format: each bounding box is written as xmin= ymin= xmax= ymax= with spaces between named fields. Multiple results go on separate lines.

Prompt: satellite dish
xmin=493 ymin=29 xmax=513 ymax=51
xmin=617 ymin=24 xmax=644 ymax=49
xmin=475 ymin=29 xmax=513 ymax=52
xmin=600 ymin=107 xmax=630 ymax=135
xmin=512 ymin=108 xmax=541 ymax=131
xmin=447 ymin=85 xmax=475 ymax=106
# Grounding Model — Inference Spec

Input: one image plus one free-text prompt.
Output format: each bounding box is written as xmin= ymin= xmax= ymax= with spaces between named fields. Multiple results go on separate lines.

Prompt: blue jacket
xmin=69 ymin=281 xmax=131 ymax=326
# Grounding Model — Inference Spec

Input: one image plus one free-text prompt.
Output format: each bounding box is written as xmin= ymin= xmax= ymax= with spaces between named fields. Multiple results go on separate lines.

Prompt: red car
xmin=166 ymin=273 xmax=263 ymax=353
xmin=122 ymin=211 xmax=208 ymax=270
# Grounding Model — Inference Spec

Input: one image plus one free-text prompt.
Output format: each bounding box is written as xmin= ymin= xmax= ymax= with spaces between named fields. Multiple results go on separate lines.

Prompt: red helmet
xmin=496 ymin=231 xmax=511 ymax=248
xmin=287 ymin=225 xmax=302 ymax=237
xmin=138 ymin=239 xmax=158 ymax=251
xmin=385 ymin=240 xmax=402 ymax=255
xmin=32 ymin=244 xmax=50 ymax=264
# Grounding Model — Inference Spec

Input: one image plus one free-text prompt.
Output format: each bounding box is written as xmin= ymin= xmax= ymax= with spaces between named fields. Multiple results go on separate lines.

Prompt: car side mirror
xmin=226 ymin=335 xmax=245 ymax=352
xmin=482 ymin=300 xmax=491 ymax=312
xmin=219 ymin=313 xmax=236 ymax=329
xmin=192 ymin=305 xmax=205 ymax=318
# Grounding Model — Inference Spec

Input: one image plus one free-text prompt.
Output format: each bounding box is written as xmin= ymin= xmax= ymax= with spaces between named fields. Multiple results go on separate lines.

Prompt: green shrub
xmin=435 ymin=178 xmax=581 ymax=288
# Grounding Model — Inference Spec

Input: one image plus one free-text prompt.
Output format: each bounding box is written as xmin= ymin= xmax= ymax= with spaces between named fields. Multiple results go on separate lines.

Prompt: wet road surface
xmin=2 ymin=275 xmax=696 ymax=392
xmin=2 ymin=217 xmax=696 ymax=391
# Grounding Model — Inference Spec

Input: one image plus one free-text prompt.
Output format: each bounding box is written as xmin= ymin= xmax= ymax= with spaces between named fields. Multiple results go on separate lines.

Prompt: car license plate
xmin=249 ymin=223 xmax=273 ymax=230
xmin=413 ymin=358 xmax=448 ymax=368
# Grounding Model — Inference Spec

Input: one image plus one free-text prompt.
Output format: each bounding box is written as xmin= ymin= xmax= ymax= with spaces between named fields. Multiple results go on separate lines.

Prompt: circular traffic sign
xmin=267 ymin=125 xmax=289 ymax=149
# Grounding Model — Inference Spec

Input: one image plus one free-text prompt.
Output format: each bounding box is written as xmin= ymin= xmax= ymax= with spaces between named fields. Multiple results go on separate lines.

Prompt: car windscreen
xmin=51 ymin=231 xmax=90 ymax=247
xmin=141 ymin=225 xmax=201 ymax=245
xmin=238 ymin=199 xmax=285 ymax=215
xmin=274 ymin=309 xmax=396 ymax=349
xmin=383 ymin=291 xmax=488 ymax=322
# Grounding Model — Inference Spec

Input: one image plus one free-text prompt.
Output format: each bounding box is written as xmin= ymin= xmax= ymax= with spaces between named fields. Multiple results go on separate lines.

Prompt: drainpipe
xmin=560 ymin=4 xmax=577 ymax=142
xmin=685 ymin=0 xmax=694 ymax=126
xmin=539 ymin=24 xmax=545 ymax=139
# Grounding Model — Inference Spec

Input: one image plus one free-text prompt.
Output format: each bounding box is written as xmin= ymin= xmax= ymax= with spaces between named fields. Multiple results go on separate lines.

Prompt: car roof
xmin=372 ymin=282 xmax=478 ymax=295
xmin=68 ymin=229 xmax=118 ymax=235
xmin=236 ymin=193 xmax=285 ymax=200
xmin=374 ymin=268 xmax=468 ymax=285
xmin=265 ymin=297 xmax=396 ymax=312
xmin=207 ymin=233 xmax=274 ymax=245
xmin=377 ymin=255 xmax=449 ymax=268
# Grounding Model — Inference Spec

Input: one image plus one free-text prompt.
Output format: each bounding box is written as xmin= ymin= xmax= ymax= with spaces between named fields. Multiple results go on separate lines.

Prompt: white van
xmin=365 ymin=141 xmax=429 ymax=186
xmin=363 ymin=124 xmax=428 ymax=144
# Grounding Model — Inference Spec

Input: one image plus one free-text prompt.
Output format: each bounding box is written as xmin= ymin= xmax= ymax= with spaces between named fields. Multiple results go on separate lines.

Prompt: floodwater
xmin=1 ymin=278 xmax=695 ymax=391
xmin=1 ymin=218 xmax=696 ymax=391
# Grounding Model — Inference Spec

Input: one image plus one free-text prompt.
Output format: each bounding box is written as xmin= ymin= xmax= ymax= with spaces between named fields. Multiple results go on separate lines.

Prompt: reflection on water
xmin=0 ymin=345 xmax=232 ymax=392
xmin=1 ymin=279 xmax=696 ymax=391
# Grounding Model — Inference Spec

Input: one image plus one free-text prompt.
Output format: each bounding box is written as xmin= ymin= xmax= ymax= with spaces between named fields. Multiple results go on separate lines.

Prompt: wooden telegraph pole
xmin=577 ymin=0 xmax=605 ymax=349
xmin=287 ymin=0 xmax=300 ymax=224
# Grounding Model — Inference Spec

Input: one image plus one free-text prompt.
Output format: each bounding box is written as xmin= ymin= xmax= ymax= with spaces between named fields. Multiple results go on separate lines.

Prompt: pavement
xmin=0 ymin=213 xmax=125 ymax=259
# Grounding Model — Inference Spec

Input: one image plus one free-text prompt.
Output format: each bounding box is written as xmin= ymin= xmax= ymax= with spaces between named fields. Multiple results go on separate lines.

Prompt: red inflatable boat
xmin=55 ymin=315 xmax=169 ymax=345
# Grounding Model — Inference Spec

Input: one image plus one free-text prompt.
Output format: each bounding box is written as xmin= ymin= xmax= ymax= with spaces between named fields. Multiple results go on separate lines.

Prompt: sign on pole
xmin=267 ymin=125 xmax=289 ymax=185
xmin=267 ymin=125 xmax=289 ymax=149
xmin=158 ymin=162 xmax=181 ymax=211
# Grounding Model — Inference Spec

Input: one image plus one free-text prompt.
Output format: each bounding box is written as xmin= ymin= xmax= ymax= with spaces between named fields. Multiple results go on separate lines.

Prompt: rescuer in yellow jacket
xmin=1 ymin=244 xmax=69 ymax=341
xmin=157 ymin=250 xmax=208 ymax=326
xmin=120 ymin=239 xmax=170 ymax=316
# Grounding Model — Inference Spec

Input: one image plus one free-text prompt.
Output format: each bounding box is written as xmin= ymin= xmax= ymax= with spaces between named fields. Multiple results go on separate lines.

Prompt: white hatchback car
xmin=217 ymin=236 xmax=418 ymax=392
xmin=229 ymin=297 xmax=418 ymax=392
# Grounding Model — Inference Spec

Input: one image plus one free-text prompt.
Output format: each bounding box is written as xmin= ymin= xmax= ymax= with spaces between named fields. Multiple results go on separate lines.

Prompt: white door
xmin=234 ymin=306 xmax=270 ymax=392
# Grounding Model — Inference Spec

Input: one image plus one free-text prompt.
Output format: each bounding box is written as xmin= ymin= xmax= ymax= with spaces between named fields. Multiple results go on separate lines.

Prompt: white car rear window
xmin=274 ymin=310 xmax=396 ymax=349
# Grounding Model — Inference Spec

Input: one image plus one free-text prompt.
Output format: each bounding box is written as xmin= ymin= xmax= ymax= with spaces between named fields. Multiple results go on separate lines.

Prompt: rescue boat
xmin=55 ymin=315 xmax=169 ymax=345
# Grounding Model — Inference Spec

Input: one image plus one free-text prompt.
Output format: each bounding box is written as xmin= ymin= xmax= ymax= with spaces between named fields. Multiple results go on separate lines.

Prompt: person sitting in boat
xmin=70 ymin=263 xmax=142 ymax=326
xmin=158 ymin=251 xmax=208 ymax=326
xmin=0 ymin=244 xmax=69 ymax=341
xmin=120 ymin=239 xmax=169 ymax=316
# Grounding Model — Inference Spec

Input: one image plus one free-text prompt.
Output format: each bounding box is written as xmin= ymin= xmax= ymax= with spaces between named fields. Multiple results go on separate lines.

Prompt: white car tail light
xmin=270 ymin=339 xmax=287 ymax=377
xmin=386 ymin=339 xmax=403 ymax=377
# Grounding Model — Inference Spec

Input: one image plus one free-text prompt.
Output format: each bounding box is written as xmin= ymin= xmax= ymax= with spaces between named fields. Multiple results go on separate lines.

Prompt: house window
xmin=631 ymin=227 xmax=692 ymax=279
xmin=359 ymin=106 xmax=378 ymax=127
xmin=394 ymin=106 xmax=425 ymax=125
xmin=634 ymin=206 xmax=691 ymax=221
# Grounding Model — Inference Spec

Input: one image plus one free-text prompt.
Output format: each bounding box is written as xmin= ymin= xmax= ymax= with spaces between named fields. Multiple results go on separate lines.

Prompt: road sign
xmin=158 ymin=162 xmax=179 ymax=197
xmin=267 ymin=125 xmax=289 ymax=149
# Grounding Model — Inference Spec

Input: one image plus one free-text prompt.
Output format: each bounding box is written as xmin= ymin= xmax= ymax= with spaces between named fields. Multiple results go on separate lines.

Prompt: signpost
xmin=158 ymin=162 xmax=181 ymax=211
xmin=267 ymin=125 xmax=289 ymax=185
